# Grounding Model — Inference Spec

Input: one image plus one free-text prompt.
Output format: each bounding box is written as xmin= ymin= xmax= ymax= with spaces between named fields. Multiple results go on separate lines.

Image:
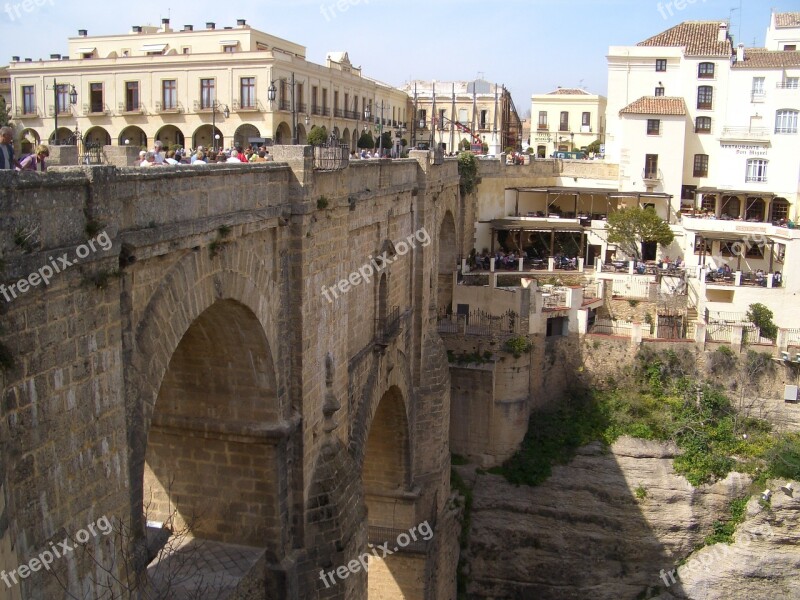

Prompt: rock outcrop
xmin=461 ymin=437 xmax=799 ymax=599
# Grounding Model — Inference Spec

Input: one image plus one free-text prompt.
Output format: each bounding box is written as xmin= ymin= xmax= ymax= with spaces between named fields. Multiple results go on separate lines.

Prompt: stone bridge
xmin=0 ymin=148 xmax=466 ymax=599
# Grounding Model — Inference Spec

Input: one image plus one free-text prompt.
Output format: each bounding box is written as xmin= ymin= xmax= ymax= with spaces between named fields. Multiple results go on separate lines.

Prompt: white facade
xmin=530 ymin=88 xmax=606 ymax=157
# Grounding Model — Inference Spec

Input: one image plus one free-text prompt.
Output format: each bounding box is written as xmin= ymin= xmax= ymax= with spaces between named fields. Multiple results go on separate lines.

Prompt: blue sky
xmin=2 ymin=0 xmax=798 ymax=116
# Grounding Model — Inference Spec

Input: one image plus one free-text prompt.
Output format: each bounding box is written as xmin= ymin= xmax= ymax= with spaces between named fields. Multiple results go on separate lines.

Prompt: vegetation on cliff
xmin=490 ymin=347 xmax=800 ymax=488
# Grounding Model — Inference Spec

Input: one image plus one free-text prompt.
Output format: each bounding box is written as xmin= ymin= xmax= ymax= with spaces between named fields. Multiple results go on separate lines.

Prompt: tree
xmin=586 ymin=138 xmax=602 ymax=154
xmin=459 ymin=139 xmax=471 ymax=151
xmin=746 ymin=303 xmax=777 ymax=341
xmin=357 ymin=130 xmax=374 ymax=149
xmin=0 ymin=96 xmax=11 ymax=128
xmin=307 ymin=125 xmax=328 ymax=146
xmin=606 ymin=206 xmax=674 ymax=261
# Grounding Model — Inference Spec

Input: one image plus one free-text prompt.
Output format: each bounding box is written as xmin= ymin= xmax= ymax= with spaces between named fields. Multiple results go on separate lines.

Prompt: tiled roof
xmin=547 ymin=88 xmax=591 ymax=95
xmin=732 ymin=48 xmax=800 ymax=68
xmin=619 ymin=96 xmax=687 ymax=116
xmin=774 ymin=12 xmax=800 ymax=28
xmin=637 ymin=21 xmax=732 ymax=57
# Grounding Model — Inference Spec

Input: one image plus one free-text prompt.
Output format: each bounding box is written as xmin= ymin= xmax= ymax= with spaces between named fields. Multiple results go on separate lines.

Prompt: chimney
xmin=24 ymin=58 xmax=32 ymax=62
xmin=237 ymin=19 xmax=247 ymax=27
xmin=183 ymin=24 xmax=193 ymax=31
xmin=49 ymin=53 xmax=61 ymax=60
xmin=161 ymin=18 xmax=171 ymax=32
xmin=737 ymin=43 xmax=745 ymax=63
xmin=78 ymin=29 xmax=87 ymax=37
xmin=132 ymin=25 xmax=142 ymax=33
xmin=718 ymin=22 xmax=728 ymax=43
xmin=11 ymin=56 xmax=19 ymax=62
xmin=206 ymin=22 xmax=215 ymax=30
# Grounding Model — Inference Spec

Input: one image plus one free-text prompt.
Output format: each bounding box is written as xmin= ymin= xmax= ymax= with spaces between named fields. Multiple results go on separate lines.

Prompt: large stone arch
xmin=154 ymin=124 xmax=185 ymax=148
xmin=84 ymin=126 xmax=111 ymax=146
xmin=127 ymin=244 xmax=288 ymax=543
xmin=119 ymin=125 xmax=147 ymax=147
xmin=234 ymin=123 xmax=260 ymax=148
xmin=275 ymin=122 xmax=292 ymax=144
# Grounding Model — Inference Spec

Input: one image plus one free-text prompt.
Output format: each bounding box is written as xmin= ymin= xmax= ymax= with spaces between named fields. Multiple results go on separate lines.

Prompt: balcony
xmin=231 ymin=99 xmax=260 ymax=112
xmin=119 ymin=102 xmax=145 ymax=115
xmin=16 ymin=107 xmax=39 ymax=117
xmin=278 ymin=99 xmax=291 ymax=111
xmin=776 ymin=80 xmax=799 ymax=89
xmin=154 ymin=101 xmax=183 ymax=114
xmin=642 ymin=168 xmax=662 ymax=183
xmin=311 ymin=105 xmax=321 ymax=116
xmin=334 ymin=107 xmax=344 ymax=118
xmin=84 ymin=102 xmax=112 ymax=116
xmin=375 ymin=306 xmax=401 ymax=346
xmin=719 ymin=126 xmax=770 ymax=142
xmin=344 ymin=109 xmax=359 ymax=120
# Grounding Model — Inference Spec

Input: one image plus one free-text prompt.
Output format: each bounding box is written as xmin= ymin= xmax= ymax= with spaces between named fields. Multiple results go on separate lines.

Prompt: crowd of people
xmin=0 ymin=126 xmax=50 ymax=172
xmin=135 ymin=141 xmax=275 ymax=167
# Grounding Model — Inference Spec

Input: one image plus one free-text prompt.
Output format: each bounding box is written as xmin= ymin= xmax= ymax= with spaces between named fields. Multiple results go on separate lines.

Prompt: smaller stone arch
xmin=275 ymin=122 xmax=291 ymax=144
xmin=18 ymin=128 xmax=40 ymax=154
xmin=234 ymin=123 xmax=260 ymax=148
xmin=49 ymin=127 xmax=75 ymax=145
xmin=296 ymin=123 xmax=307 ymax=144
xmin=192 ymin=124 xmax=224 ymax=152
xmin=155 ymin=124 xmax=185 ymax=148
xmin=342 ymin=128 xmax=350 ymax=146
xmin=119 ymin=125 xmax=147 ymax=148
xmin=83 ymin=126 xmax=111 ymax=146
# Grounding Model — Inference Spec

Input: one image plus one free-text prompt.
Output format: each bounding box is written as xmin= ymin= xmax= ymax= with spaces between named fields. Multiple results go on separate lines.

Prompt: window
xmin=200 ymin=79 xmax=214 ymax=109
xmin=701 ymin=195 xmax=716 ymax=213
xmin=697 ymin=86 xmax=713 ymax=109
xmin=655 ymin=59 xmax=667 ymax=72
xmin=775 ymin=109 xmax=798 ymax=134
xmin=125 ymin=81 xmax=139 ymax=112
xmin=745 ymin=159 xmax=768 ymax=183
xmin=162 ymin=79 xmax=176 ymax=110
xmin=771 ymin=199 xmax=789 ymax=223
xmin=654 ymin=86 xmax=665 ymax=96
xmin=333 ymin=90 xmax=339 ymax=112
xmin=693 ymin=154 xmax=708 ymax=177
xmin=322 ymin=88 xmax=328 ymax=113
xmin=745 ymin=243 xmax=764 ymax=259
xmin=681 ymin=185 xmax=697 ymax=201
xmin=240 ymin=77 xmax=255 ymax=108
xmin=311 ymin=86 xmax=318 ymax=113
xmin=784 ymin=44 xmax=797 ymax=51
xmin=751 ymin=77 xmax=765 ymax=99
xmin=582 ymin=112 xmax=591 ymax=127
xmin=695 ymin=116 xmax=712 ymax=133
xmin=458 ymin=108 xmax=468 ymax=124
xmin=90 ymin=83 xmax=103 ymax=113
xmin=56 ymin=84 xmax=70 ymax=114
xmin=223 ymin=44 xmax=236 ymax=53
xmin=559 ymin=111 xmax=569 ymax=131
xmin=418 ymin=108 xmax=426 ymax=126
xmin=181 ymin=47 xmax=190 ymax=55
xmin=646 ymin=119 xmax=660 ymax=135
xmin=22 ymin=85 xmax=35 ymax=114
xmin=480 ymin=109 xmax=488 ymax=129
xmin=438 ymin=109 xmax=446 ymax=130
xmin=698 ymin=62 xmax=715 ymax=78
xmin=538 ymin=111 xmax=547 ymax=130
xmin=644 ymin=154 xmax=658 ymax=179
xmin=780 ymin=77 xmax=799 ymax=89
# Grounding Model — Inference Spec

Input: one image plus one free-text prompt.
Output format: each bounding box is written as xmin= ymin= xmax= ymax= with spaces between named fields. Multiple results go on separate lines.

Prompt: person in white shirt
xmin=139 ymin=151 xmax=156 ymax=167
xmin=192 ymin=151 xmax=206 ymax=164
xmin=191 ymin=146 xmax=205 ymax=164
xmin=152 ymin=140 xmax=165 ymax=164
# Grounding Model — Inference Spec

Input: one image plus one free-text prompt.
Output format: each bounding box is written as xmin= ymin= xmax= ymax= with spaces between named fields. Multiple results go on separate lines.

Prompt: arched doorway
xmin=296 ymin=123 xmax=307 ymax=144
xmin=332 ymin=126 xmax=340 ymax=141
xmin=19 ymin=128 xmax=39 ymax=154
xmin=155 ymin=125 xmax=185 ymax=149
xmin=745 ymin=197 xmax=765 ymax=222
xmin=192 ymin=124 xmax=223 ymax=152
xmin=721 ymin=195 xmax=740 ymax=219
xmin=352 ymin=130 xmax=358 ymax=149
xmin=49 ymin=127 xmax=75 ymax=145
xmin=342 ymin=128 xmax=350 ymax=147
xmin=144 ymin=299 xmax=280 ymax=543
xmin=84 ymin=126 xmax=111 ymax=146
xmin=274 ymin=122 xmax=291 ymax=144
xmin=233 ymin=123 xmax=260 ymax=149
xmin=119 ymin=126 xmax=147 ymax=148
xmin=438 ymin=211 xmax=457 ymax=314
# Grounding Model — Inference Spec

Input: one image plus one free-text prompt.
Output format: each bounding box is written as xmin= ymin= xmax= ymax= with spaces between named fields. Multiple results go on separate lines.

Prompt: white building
xmin=530 ymin=87 xmax=607 ymax=158
xmin=605 ymin=12 xmax=800 ymax=328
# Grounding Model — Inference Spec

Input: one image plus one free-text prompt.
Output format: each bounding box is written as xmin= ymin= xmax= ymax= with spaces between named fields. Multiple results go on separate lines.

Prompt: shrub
xmin=746 ymin=303 xmax=777 ymax=341
xmin=457 ymin=152 xmax=478 ymax=195
xmin=502 ymin=335 xmax=532 ymax=358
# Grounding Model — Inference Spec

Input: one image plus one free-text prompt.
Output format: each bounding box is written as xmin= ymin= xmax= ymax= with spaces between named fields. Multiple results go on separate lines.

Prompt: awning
xmin=140 ymin=44 xmax=167 ymax=52
xmin=696 ymin=187 xmax=775 ymax=197
xmin=490 ymin=217 xmax=586 ymax=232
xmin=77 ymin=47 xmax=96 ymax=54
xmin=219 ymin=40 xmax=239 ymax=46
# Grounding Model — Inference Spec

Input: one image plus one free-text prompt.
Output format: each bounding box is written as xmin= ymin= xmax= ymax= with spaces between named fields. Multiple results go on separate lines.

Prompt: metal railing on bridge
xmin=437 ymin=309 xmax=518 ymax=335
xmin=313 ymin=142 xmax=349 ymax=171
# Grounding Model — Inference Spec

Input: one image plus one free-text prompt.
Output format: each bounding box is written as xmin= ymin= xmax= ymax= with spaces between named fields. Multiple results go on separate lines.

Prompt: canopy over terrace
xmin=507 ymin=186 xmax=675 ymax=223
xmin=488 ymin=215 xmax=589 ymax=259
xmin=694 ymin=229 xmax=785 ymax=274
xmin=694 ymin=187 xmax=785 ymax=223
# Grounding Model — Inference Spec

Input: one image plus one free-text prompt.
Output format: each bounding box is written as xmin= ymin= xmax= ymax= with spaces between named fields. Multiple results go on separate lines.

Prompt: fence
xmin=785 ymin=328 xmax=800 ymax=348
xmin=313 ymin=142 xmax=349 ymax=171
xmin=589 ymin=318 xmax=633 ymax=337
xmin=437 ymin=309 xmax=518 ymax=335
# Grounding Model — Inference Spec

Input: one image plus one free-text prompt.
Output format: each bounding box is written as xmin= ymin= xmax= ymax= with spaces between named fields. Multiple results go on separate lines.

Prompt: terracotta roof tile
xmin=547 ymin=88 xmax=591 ymax=95
xmin=732 ymin=48 xmax=800 ymax=68
xmin=774 ymin=12 xmax=800 ymax=28
xmin=638 ymin=21 xmax=732 ymax=57
xmin=619 ymin=96 xmax=687 ymax=116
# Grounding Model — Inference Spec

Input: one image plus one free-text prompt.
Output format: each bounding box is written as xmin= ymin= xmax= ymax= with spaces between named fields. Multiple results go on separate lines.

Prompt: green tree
xmin=586 ymin=138 xmax=602 ymax=154
xmin=357 ymin=130 xmax=375 ymax=149
xmin=457 ymin=152 xmax=478 ymax=195
xmin=0 ymin=96 xmax=11 ymax=128
xmin=746 ymin=303 xmax=777 ymax=341
xmin=606 ymin=207 xmax=674 ymax=261
xmin=378 ymin=131 xmax=393 ymax=150
xmin=459 ymin=139 xmax=471 ymax=151
xmin=307 ymin=125 xmax=328 ymax=146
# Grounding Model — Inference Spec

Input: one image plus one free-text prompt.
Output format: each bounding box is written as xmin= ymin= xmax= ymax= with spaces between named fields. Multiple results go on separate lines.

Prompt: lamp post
xmin=211 ymin=100 xmax=229 ymax=153
xmin=364 ymin=103 xmax=372 ymax=152
xmin=268 ymin=73 xmax=302 ymax=144
xmin=47 ymin=78 xmax=77 ymax=145
xmin=368 ymin=100 xmax=385 ymax=156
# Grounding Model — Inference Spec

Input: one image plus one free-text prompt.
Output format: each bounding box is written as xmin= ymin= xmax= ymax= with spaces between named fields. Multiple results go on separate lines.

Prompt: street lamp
xmin=268 ymin=73 xmax=302 ymax=144
xmin=367 ymin=100 xmax=385 ymax=156
xmin=47 ymin=78 xmax=77 ymax=145
xmin=211 ymin=100 xmax=229 ymax=153
xmin=364 ymin=103 xmax=372 ymax=151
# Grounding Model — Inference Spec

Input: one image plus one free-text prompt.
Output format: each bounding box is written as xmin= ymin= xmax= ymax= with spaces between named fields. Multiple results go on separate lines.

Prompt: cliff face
xmin=461 ymin=437 xmax=800 ymax=600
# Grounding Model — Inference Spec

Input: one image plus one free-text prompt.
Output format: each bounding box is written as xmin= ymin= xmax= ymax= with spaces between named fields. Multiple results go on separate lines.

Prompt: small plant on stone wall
xmin=13 ymin=222 xmax=39 ymax=253
xmin=217 ymin=225 xmax=232 ymax=238
xmin=85 ymin=218 xmax=105 ymax=239
xmin=502 ymin=335 xmax=533 ymax=358
xmin=644 ymin=313 xmax=655 ymax=335
xmin=82 ymin=268 xmax=120 ymax=289
xmin=317 ymin=196 xmax=329 ymax=210
xmin=635 ymin=485 xmax=648 ymax=500
xmin=628 ymin=299 xmax=639 ymax=308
